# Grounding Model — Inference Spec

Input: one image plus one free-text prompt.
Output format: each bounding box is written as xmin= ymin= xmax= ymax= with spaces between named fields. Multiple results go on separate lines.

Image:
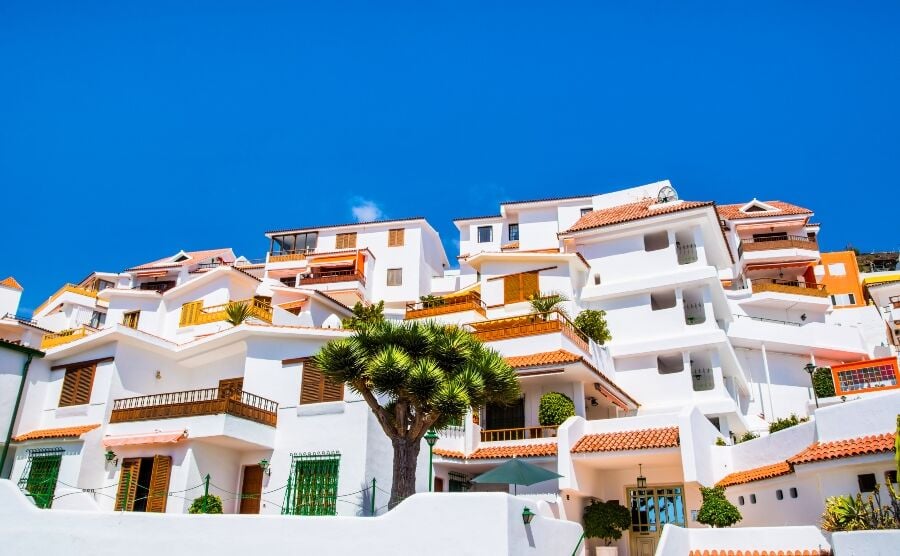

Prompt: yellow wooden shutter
xmin=522 ymin=271 xmax=539 ymax=300
xmin=388 ymin=228 xmax=404 ymax=247
xmin=146 ymin=455 xmax=172 ymax=513
xmin=115 ymin=458 xmax=142 ymax=511
xmin=336 ymin=233 xmax=357 ymax=249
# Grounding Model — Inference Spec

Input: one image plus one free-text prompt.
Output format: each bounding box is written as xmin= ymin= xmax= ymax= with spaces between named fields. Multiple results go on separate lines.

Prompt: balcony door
xmin=115 ymin=455 xmax=172 ymax=513
xmin=484 ymin=397 xmax=525 ymax=434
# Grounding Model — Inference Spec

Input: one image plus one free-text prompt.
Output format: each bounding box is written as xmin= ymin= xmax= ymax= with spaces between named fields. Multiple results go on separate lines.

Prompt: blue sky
xmin=2 ymin=2 xmax=898 ymax=313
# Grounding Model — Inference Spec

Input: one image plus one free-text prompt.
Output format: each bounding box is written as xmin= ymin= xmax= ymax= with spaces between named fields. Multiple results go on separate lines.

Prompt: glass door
xmin=627 ymin=485 xmax=685 ymax=555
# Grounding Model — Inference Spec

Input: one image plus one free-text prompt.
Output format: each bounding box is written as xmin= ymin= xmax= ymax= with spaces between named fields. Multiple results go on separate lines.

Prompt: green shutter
xmin=18 ymin=449 xmax=64 ymax=509
xmin=282 ymin=452 xmax=340 ymax=516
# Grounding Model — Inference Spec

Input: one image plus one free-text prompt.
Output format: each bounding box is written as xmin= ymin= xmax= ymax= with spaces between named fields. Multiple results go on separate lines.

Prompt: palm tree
xmin=528 ymin=291 xmax=570 ymax=319
xmin=225 ymin=301 xmax=252 ymax=326
xmin=314 ymin=319 xmax=520 ymax=508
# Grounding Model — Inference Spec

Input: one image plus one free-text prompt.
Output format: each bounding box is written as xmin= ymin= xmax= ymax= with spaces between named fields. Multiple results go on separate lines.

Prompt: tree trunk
xmin=389 ymin=436 xmax=422 ymax=508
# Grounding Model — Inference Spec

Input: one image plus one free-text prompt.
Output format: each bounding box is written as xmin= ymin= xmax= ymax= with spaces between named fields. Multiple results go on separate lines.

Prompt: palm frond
xmin=366 ymin=345 xmax=412 ymax=395
xmin=314 ymin=338 xmax=367 ymax=384
xmin=528 ymin=290 xmax=571 ymax=317
xmin=406 ymin=358 xmax=444 ymax=405
xmin=225 ymin=302 xmax=252 ymax=326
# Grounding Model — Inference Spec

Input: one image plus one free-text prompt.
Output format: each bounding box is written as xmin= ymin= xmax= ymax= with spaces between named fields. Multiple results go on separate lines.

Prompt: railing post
xmin=371 ymin=478 xmax=376 ymax=516
xmin=203 ymin=473 xmax=210 ymax=513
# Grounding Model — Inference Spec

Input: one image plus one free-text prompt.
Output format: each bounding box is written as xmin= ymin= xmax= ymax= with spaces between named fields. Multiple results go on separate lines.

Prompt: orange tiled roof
xmin=13 ymin=424 xmax=100 ymax=442
xmin=501 ymin=241 xmax=520 ymax=251
xmin=0 ymin=276 xmax=23 ymax=291
xmin=571 ymin=427 xmax=680 ymax=453
xmin=717 ymin=461 xmax=794 ymax=487
xmin=433 ymin=444 xmax=557 ymax=460
xmin=716 ymin=200 xmax=812 ymax=221
xmin=126 ymin=248 xmax=234 ymax=271
xmin=788 ymin=433 xmax=895 ymax=465
xmin=565 ymin=199 xmax=713 ymax=233
xmin=689 ymin=550 xmax=829 ymax=556
xmin=505 ymin=350 xmax=583 ymax=368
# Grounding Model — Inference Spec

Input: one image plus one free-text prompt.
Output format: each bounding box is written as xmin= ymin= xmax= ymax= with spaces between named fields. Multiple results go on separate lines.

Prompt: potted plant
xmin=583 ymin=499 xmax=631 ymax=555
xmin=538 ymin=392 xmax=575 ymax=435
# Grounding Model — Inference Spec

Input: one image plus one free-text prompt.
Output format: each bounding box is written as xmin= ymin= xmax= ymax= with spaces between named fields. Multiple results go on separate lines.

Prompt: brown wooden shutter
xmin=300 ymin=362 xmax=344 ymax=404
xmin=115 ymin=458 xmax=142 ymax=511
xmin=504 ymin=275 xmax=522 ymax=304
xmin=521 ymin=271 xmax=539 ymax=300
xmin=146 ymin=455 xmax=172 ymax=513
xmin=388 ymin=228 xmax=404 ymax=247
xmin=336 ymin=233 xmax=357 ymax=249
xmin=59 ymin=364 xmax=96 ymax=407
xmin=322 ymin=378 xmax=344 ymax=403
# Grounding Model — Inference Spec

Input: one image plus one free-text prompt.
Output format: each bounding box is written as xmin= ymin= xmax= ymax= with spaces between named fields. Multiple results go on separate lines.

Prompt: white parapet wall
xmin=656 ymin=524 xmax=831 ymax=555
xmin=831 ymin=530 xmax=900 ymax=555
xmin=0 ymin=480 xmax=584 ymax=556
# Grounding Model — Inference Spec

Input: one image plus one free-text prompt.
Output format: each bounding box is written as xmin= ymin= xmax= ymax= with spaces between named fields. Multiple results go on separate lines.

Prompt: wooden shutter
xmin=301 ymin=362 xmax=344 ymax=404
xmin=115 ymin=458 xmax=142 ymax=511
xmin=388 ymin=228 xmax=404 ymax=247
xmin=521 ymin=271 xmax=539 ymax=300
xmin=59 ymin=364 xmax=96 ymax=407
xmin=336 ymin=233 xmax=357 ymax=249
xmin=146 ymin=455 xmax=172 ymax=513
xmin=503 ymin=272 xmax=539 ymax=304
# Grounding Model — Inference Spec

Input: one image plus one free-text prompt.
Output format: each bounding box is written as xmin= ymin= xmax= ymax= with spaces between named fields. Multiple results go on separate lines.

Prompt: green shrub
xmin=574 ymin=310 xmax=612 ymax=345
xmin=188 ymin=494 xmax=223 ymax=514
xmin=769 ymin=413 xmax=809 ymax=434
xmin=538 ymin=392 xmax=575 ymax=427
xmin=735 ymin=431 xmax=759 ymax=443
xmin=813 ymin=367 xmax=835 ymax=398
xmin=715 ymin=437 xmax=727 ymax=446
xmin=583 ymin=499 xmax=632 ymax=546
xmin=342 ymin=301 xmax=385 ymax=330
xmin=419 ymin=295 xmax=445 ymax=308
xmin=696 ymin=486 xmax=742 ymax=528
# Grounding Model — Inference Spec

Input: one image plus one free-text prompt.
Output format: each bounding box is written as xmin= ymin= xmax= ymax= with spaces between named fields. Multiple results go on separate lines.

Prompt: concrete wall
xmin=831 ymin=530 xmax=900 ymax=555
xmin=657 ymin=524 xmax=830 ymax=556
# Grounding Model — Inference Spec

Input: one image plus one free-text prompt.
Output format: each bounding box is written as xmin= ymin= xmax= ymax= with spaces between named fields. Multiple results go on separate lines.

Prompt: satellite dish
xmin=657 ymin=185 xmax=678 ymax=203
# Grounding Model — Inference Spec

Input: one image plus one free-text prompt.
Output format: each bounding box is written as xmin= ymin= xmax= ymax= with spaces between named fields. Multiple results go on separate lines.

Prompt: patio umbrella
xmin=471 ymin=458 xmax=563 ymax=494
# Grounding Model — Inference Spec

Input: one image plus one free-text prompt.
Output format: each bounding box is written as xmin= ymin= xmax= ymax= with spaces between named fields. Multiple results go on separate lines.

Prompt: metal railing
xmin=739 ymin=235 xmax=819 ymax=256
xmin=732 ymin=314 xmax=803 ymax=327
xmin=298 ymin=269 xmax=366 ymax=286
xmin=466 ymin=311 xmax=590 ymax=352
xmin=110 ymin=387 xmax=278 ymax=427
xmin=405 ymin=292 xmax=487 ymax=320
xmin=676 ymin=243 xmax=698 ymax=265
xmin=480 ymin=425 xmax=559 ymax=442
xmin=751 ymin=278 xmax=829 ymax=298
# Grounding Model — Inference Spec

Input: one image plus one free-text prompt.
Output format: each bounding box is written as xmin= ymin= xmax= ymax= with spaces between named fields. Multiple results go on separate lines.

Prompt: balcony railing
xmin=676 ymin=243 xmax=698 ymax=265
xmin=298 ymin=269 xmax=366 ymax=286
xmin=732 ymin=314 xmax=803 ymax=327
xmin=110 ymin=387 xmax=278 ymax=427
xmin=751 ymin=279 xmax=829 ymax=298
xmin=268 ymin=249 xmax=313 ymax=263
xmin=33 ymin=283 xmax=99 ymax=315
xmin=467 ymin=311 xmax=590 ymax=352
xmin=40 ymin=325 xmax=98 ymax=349
xmin=738 ymin=235 xmax=819 ymax=257
xmin=480 ymin=425 xmax=559 ymax=442
xmin=405 ymin=292 xmax=487 ymax=320
xmin=179 ymin=297 xmax=273 ymax=326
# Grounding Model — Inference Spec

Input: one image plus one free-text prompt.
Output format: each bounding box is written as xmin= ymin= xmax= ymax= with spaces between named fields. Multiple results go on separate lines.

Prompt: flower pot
xmin=595 ymin=547 xmax=618 ymax=556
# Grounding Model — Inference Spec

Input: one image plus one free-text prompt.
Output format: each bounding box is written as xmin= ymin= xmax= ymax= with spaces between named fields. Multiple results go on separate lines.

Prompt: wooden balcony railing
xmin=298 ymin=269 xmax=366 ymax=286
xmin=33 ymin=283 xmax=99 ymax=315
xmin=179 ymin=297 xmax=273 ymax=326
xmin=738 ymin=235 xmax=819 ymax=257
xmin=405 ymin=292 xmax=487 ymax=320
xmin=268 ymin=249 xmax=312 ymax=263
xmin=110 ymin=387 xmax=278 ymax=427
xmin=467 ymin=311 xmax=590 ymax=352
xmin=751 ymin=279 xmax=829 ymax=298
xmin=40 ymin=325 xmax=97 ymax=349
xmin=480 ymin=425 xmax=559 ymax=442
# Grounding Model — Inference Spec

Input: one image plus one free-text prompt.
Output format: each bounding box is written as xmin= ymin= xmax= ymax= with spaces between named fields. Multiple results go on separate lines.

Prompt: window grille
xmin=18 ymin=448 xmax=64 ymax=509
xmin=283 ymin=452 xmax=340 ymax=516
xmin=448 ymin=471 xmax=471 ymax=492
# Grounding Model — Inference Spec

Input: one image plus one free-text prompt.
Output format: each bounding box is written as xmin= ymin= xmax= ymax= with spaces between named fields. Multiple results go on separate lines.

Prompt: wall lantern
xmin=259 ymin=458 xmax=271 ymax=476
xmin=636 ymin=464 xmax=647 ymax=488
xmin=105 ymin=449 xmax=118 ymax=466
xmin=804 ymin=363 xmax=819 ymax=408
xmin=522 ymin=507 xmax=535 ymax=525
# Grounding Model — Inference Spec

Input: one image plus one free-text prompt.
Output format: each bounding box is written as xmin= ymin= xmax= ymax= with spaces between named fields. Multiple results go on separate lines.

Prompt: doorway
xmin=626 ymin=484 xmax=686 ymax=556
xmin=115 ymin=455 xmax=172 ymax=512
xmin=240 ymin=465 xmax=263 ymax=514
xmin=484 ymin=397 xmax=525 ymax=436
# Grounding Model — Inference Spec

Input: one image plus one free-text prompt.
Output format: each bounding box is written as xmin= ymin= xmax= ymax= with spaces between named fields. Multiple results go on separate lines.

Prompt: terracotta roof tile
xmin=717 ymin=461 xmax=794 ymax=487
xmin=571 ymin=427 xmax=680 ymax=453
xmin=126 ymin=248 xmax=235 ymax=271
xmin=787 ymin=433 xmax=895 ymax=465
xmin=565 ymin=199 xmax=713 ymax=233
xmin=689 ymin=551 xmax=830 ymax=556
xmin=433 ymin=443 xmax=557 ymax=460
xmin=505 ymin=350 xmax=583 ymax=368
xmin=0 ymin=276 xmax=23 ymax=291
xmin=501 ymin=241 xmax=520 ymax=250
xmin=716 ymin=200 xmax=813 ymax=220
xmin=433 ymin=448 xmax=466 ymax=459
xmin=13 ymin=424 xmax=100 ymax=442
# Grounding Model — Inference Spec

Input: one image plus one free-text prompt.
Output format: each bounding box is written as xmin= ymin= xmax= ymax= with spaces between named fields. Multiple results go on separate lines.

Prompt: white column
xmin=573 ymin=381 xmax=586 ymax=418
xmin=761 ymin=343 xmax=775 ymax=420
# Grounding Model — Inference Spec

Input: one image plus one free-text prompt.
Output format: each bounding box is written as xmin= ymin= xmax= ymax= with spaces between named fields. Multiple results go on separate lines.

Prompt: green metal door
xmin=283 ymin=452 xmax=340 ymax=516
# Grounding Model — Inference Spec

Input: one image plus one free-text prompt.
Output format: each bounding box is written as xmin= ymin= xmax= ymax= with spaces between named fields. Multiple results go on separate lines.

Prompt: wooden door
xmin=433 ymin=477 xmax=444 ymax=493
xmin=240 ymin=465 xmax=263 ymax=514
xmin=632 ymin=535 xmax=656 ymax=556
xmin=218 ymin=378 xmax=244 ymax=400
xmin=115 ymin=458 xmax=142 ymax=511
xmin=146 ymin=455 xmax=172 ymax=513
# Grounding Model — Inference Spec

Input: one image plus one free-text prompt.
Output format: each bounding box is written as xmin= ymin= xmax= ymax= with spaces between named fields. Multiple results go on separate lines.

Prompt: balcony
xmin=405 ymin=292 xmax=487 ymax=320
xmin=33 ymin=283 xmax=99 ymax=315
xmin=267 ymin=249 xmax=311 ymax=264
xmin=298 ymin=269 xmax=366 ymax=287
xmin=110 ymin=387 xmax=278 ymax=427
xmin=467 ymin=311 xmax=590 ymax=353
xmin=480 ymin=425 xmax=558 ymax=442
xmin=751 ymin=278 xmax=828 ymax=298
xmin=40 ymin=325 xmax=98 ymax=349
xmin=738 ymin=235 xmax=819 ymax=261
xmin=179 ymin=297 xmax=273 ymax=326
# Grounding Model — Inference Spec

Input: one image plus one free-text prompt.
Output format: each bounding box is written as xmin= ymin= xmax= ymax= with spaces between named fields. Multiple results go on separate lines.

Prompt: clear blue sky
xmin=2 ymin=1 xmax=898 ymax=313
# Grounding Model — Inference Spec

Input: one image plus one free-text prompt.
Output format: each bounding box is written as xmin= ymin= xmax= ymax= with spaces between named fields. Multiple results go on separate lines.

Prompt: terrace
xmin=750 ymin=278 xmax=828 ymax=298
xmin=40 ymin=325 xmax=99 ymax=349
xmin=405 ymin=292 xmax=487 ymax=320
xmin=466 ymin=311 xmax=590 ymax=353
xmin=179 ymin=297 xmax=273 ymax=326
xmin=110 ymin=387 xmax=278 ymax=427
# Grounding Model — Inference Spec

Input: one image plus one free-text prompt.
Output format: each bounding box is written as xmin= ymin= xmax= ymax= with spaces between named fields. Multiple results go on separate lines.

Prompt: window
xmin=335 ymin=233 xmax=357 ymax=249
xmin=123 ymin=311 xmax=140 ymax=329
xmin=448 ymin=471 xmax=471 ymax=492
xmin=650 ymin=290 xmax=677 ymax=310
xmin=833 ymin=359 xmax=899 ymax=394
xmin=858 ymin=473 xmax=877 ymax=493
xmin=18 ymin=448 xmax=63 ymax=509
xmin=749 ymin=494 xmax=756 ymax=504
xmin=508 ymin=224 xmax=519 ymax=241
xmin=827 ymin=263 xmax=846 ymax=276
xmin=580 ymin=207 xmax=592 ymax=216
xmin=831 ymin=293 xmax=856 ymax=306
xmin=283 ymin=452 xmax=340 ymax=515
xmin=300 ymin=362 xmax=344 ymax=404
xmin=776 ymin=489 xmax=784 ymax=500
xmin=89 ymin=311 xmax=106 ymax=329
xmin=115 ymin=455 xmax=172 ymax=512
xmin=139 ymin=280 xmax=175 ymax=293
xmin=271 ymin=232 xmax=318 ymax=255
xmin=790 ymin=487 xmax=798 ymax=498
xmin=886 ymin=471 xmax=898 ymax=485
xmin=279 ymin=276 xmax=296 ymax=287
xmin=752 ymin=232 xmax=788 ymax=242
xmin=503 ymin=271 xmax=539 ymax=304
xmin=477 ymin=226 xmax=493 ymax=243
xmin=738 ymin=496 xmax=745 ymax=505
xmin=388 ymin=228 xmax=405 ymax=247
xmin=59 ymin=363 xmax=96 ymax=407
xmin=387 ymin=268 xmax=402 ymax=286
xmin=643 ymin=231 xmax=669 ymax=251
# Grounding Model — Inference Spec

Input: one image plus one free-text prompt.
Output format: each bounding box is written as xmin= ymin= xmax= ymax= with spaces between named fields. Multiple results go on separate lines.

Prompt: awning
xmin=102 ymin=430 xmax=188 ymax=447
xmin=745 ymin=261 xmax=815 ymax=272
xmin=309 ymin=254 xmax=357 ymax=268
xmin=735 ymin=219 xmax=807 ymax=231
xmin=134 ymin=270 xmax=170 ymax=278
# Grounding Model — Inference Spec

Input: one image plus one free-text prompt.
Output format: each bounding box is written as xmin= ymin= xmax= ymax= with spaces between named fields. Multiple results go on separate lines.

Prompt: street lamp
xmin=425 ymin=428 xmax=439 ymax=492
xmin=804 ymin=363 xmax=819 ymax=408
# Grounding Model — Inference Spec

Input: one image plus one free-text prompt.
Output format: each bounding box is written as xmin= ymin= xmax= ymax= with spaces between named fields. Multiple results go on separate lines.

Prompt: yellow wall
xmin=819 ymin=251 xmax=865 ymax=308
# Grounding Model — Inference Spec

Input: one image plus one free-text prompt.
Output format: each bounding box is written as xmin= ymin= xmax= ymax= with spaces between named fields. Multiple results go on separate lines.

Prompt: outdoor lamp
xmin=105 ymin=449 xmax=117 ymax=466
xmin=425 ymin=429 xmax=439 ymax=492
xmin=425 ymin=429 xmax=439 ymax=447
xmin=259 ymin=458 xmax=271 ymax=475
xmin=636 ymin=464 xmax=647 ymax=488
xmin=804 ymin=363 xmax=819 ymax=408
xmin=522 ymin=507 xmax=535 ymax=525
